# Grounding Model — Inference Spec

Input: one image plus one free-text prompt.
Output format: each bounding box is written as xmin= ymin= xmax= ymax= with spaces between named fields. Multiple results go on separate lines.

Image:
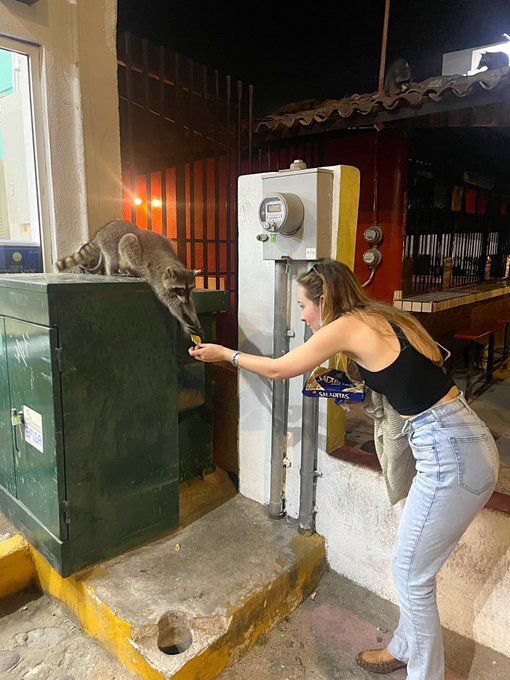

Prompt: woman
xmin=189 ymin=258 xmax=499 ymax=679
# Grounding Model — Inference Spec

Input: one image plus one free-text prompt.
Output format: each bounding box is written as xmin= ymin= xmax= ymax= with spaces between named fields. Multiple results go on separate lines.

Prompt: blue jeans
xmin=387 ymin=393 xmax=499 ymax=680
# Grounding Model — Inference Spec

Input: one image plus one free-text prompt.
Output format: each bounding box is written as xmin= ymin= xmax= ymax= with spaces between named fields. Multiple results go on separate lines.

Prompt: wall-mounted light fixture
xmin=133 ymin=197 xmax=143 ymax=206
xmin=151 ymin=198 xmax=162 ymax=208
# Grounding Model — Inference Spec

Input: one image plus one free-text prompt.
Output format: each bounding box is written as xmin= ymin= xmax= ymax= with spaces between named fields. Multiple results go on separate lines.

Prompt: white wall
xmin=0 ymin=0 xmax=121 ymax=268
xmin=442 ymin=39 xmax=510 ymax=76
xmin=237 ymin=168 xmax=510 ymax=657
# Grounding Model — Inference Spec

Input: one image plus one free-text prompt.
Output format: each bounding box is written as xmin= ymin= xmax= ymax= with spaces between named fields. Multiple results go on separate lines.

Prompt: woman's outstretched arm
xmin=189 ymin=317 xmax=349 ymax=380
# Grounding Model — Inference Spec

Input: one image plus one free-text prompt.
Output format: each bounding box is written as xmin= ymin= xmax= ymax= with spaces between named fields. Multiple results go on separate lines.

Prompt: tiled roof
xmin=255 ymin=67 xmax=510 ymax=133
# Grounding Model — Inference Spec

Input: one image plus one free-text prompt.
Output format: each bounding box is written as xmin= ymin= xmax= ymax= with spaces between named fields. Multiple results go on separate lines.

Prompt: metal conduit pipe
xmin=269 ymin=260 xmax=291 ymax=518
xmin=298 ymin=324 xmax=319 ymax=535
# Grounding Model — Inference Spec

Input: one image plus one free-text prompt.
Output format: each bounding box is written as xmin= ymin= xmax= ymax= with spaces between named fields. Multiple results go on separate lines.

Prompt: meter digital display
xmin=259 ymin=192 xmax=304 ymax=236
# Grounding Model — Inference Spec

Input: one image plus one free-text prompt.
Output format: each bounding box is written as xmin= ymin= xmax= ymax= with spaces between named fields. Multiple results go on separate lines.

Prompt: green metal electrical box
xmin=176 ymin=289 xmax=228 ymax=482
xmin=0 ymin=274 xmax=188 ymax=576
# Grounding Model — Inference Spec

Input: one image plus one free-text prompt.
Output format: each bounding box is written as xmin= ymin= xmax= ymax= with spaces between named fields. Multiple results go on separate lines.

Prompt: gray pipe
xmin=269 ymin=260 xmax=291 ymax=519
xmin=298 ymin=324 xmax=319 ymax=535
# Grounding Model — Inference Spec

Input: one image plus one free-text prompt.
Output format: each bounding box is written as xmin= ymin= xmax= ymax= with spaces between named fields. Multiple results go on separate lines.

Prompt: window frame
xmin=0 ymin=33 xmax=54 ymax=272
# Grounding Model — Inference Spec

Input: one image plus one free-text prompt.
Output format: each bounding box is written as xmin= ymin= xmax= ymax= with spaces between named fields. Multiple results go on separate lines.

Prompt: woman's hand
xmin=189 ymin=343 xmax=229 ymax=363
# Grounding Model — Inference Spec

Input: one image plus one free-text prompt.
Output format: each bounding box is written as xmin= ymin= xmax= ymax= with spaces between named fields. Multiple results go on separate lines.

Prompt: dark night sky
xmin=117 ymin=0 xmax=510 ymax=116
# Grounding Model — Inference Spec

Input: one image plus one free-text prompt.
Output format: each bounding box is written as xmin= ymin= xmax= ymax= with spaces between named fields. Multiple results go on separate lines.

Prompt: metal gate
xmin=117 ymin=31 xmax=254 ymax=347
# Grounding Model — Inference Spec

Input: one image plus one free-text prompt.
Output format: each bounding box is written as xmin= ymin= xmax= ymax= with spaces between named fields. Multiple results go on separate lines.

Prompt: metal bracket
xmin=273 ymin=329 xmax=295 ymax=338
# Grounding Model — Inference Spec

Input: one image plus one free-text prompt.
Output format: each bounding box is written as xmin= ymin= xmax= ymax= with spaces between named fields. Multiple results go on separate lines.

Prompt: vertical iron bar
xmin=201 ymin=64 xmax=209 ymax=282
xmin=213 ymin=70 xmax=220 ymax=296
xmin=160 ymin=169 xmax=167 ymax=236
xmin=174 ymin=52 xmax=186 ymax=261
xmin=434 ymin=233 xmax=440 ymax=288
xmin=159 ymin=45 xmax=168 ymax=236
xmin=146 ymin=172 xmax=152 ymax=230
xmin=459 ymin=229 xmax=464 ymax=286
xmin=237 ymin=80 xmax=242 ymax=180
xmin=142 ymin=39 xmax=152 ymax=231
xmin=248 ymin=83 xmax=254 ymax=173
xmin=226 ymin=75 xmax=233 ymax=341
xmin=124 ymin=31 xmax=137 ymax=223
xmin=188 ymin=58 xmax=195 ymax=269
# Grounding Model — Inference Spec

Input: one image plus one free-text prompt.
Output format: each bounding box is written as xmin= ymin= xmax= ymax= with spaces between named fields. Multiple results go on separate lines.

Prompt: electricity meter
xmin=258 ymin=167 xmax=334 ymax=260
xmin=363 ymin=225 xmax=383 ymax=244
xmin=259 ymin=192 xmax=304 ymax=236
xmin=362 ymin=247 xmax=382 ymax=267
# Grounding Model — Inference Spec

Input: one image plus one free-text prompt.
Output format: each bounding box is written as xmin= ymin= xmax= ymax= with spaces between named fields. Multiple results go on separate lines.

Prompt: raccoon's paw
xmin=184 ymin=322 xmax=204 ymax=338
xmin=179 ymin=323 xmax=196 ymax=338
xmin=118 ymin=268 xmax=141 ymax=278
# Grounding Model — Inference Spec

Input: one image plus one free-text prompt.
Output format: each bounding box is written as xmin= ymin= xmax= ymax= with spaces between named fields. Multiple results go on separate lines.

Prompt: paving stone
xmin=0 ymin=588 xmax=137 ymax=680
xmin=0 ymin=650 xmax=21 ymax=672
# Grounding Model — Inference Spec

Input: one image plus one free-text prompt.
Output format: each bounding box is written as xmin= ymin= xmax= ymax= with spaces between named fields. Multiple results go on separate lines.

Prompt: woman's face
xmin=297 ymin=284 xmax=322 ymax=333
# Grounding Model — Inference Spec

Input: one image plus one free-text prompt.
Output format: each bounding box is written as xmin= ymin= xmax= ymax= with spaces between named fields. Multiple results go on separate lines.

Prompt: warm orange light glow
xmin=133 ymin=197 xmax=143 ymax=206
xmin=151 ymin=198 xmax=162 ymax=208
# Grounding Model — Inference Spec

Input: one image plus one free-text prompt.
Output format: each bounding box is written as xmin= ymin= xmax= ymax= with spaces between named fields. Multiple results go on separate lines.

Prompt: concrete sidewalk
xmin=0 ymin=489 xmax=325 ymax=680
xmin=218 ymin=567 xmax=510 ymax=680
xmin=1 ymin=500 xmax=508 ymax=680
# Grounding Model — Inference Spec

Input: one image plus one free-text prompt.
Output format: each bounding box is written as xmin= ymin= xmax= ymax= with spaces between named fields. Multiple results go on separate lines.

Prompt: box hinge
xmin=61 ymin=500 xmax=71 ymax=524
xmin=55 ymin=347 xmax=64 ymax=372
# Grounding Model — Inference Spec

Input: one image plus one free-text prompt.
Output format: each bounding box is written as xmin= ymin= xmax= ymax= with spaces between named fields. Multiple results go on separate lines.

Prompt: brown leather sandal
xmin=355 ymin=649 xmax=407 ymax=674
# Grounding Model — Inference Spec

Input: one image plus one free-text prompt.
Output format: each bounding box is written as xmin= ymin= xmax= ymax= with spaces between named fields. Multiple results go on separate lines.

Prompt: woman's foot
xmin=355 ymin=647 xmax=407 ymax=674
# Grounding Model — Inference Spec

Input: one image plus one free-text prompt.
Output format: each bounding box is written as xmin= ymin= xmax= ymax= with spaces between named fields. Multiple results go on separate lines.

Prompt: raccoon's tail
xmin=56 ymin=242 xmax=100 ymax=272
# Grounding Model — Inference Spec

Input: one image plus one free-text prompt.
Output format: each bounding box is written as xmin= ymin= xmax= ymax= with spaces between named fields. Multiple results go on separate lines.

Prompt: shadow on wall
xmin=439 ymin=507 xmax=510 ymax=675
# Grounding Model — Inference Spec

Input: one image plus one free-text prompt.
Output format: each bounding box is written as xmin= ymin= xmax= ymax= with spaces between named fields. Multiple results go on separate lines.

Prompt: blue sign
xmin=0 ymin=244 xmax=43 ymax=274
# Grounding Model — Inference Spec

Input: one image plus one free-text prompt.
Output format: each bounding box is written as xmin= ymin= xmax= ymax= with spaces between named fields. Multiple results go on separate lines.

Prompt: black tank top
xmin=354 ymin=324 xmax=455 ymax=416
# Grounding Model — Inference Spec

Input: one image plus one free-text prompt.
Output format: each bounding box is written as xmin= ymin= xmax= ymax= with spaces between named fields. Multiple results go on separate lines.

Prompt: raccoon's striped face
xmin=172 ymin=285 xmax=194 ymax=304
xmin=163 ymin=267 xmax=201 ymax=304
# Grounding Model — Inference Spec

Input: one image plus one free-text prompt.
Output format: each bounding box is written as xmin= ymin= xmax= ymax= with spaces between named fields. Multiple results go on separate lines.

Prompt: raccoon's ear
xmin=164 ymin=266 xmax=175 ymax=282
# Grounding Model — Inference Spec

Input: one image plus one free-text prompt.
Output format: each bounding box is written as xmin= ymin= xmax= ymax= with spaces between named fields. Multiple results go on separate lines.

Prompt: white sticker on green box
xmin=23 ymin=405 xmax=43 ymax=453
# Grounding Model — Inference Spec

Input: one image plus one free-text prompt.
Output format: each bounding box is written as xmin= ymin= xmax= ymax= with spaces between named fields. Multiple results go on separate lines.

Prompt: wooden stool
xmin=453 ymin=324 xmax=496 ymax=401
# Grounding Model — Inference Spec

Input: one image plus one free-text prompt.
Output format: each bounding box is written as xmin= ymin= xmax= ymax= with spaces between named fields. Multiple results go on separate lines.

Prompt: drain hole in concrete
xmin=157 ymin=612 xmax=193 ymax=655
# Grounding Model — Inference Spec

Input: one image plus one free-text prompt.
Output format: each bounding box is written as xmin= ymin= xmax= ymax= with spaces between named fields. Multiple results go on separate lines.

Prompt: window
xmin=0 ymin=37 xmax=49 ymax=273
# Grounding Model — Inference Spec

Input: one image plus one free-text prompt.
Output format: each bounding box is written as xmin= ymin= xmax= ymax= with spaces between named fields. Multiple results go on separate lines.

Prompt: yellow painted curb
xmin=166 ymin=533 xmax=326 ymax=680
xmin=1 ymin=492 xmax=326 ymax=680
xmin=31 ymin=548 xmax=167 ymax=680
xmin=0 ymin=534 xmax=36 ymax=598
xmin=28 ymin=533 xmax=325 ymax=680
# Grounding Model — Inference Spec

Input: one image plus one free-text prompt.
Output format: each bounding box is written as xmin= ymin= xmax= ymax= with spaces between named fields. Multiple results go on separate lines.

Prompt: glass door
xmin=0 ymin=37 xmax=50 ymax=273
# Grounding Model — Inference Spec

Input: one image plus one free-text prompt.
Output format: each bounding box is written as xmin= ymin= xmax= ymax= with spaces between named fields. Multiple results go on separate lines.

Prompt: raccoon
xmin=383 ymin=58 xmax=411 ymax=97
xmin=56 ymin=220 xmax=202 ymax=337
xmin=477 ymin=51 xmax=509 ymax=70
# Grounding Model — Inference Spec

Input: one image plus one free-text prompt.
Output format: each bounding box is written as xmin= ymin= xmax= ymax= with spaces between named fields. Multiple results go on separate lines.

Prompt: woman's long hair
xmin=297 ymin=258 xmax=443 ymax=365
